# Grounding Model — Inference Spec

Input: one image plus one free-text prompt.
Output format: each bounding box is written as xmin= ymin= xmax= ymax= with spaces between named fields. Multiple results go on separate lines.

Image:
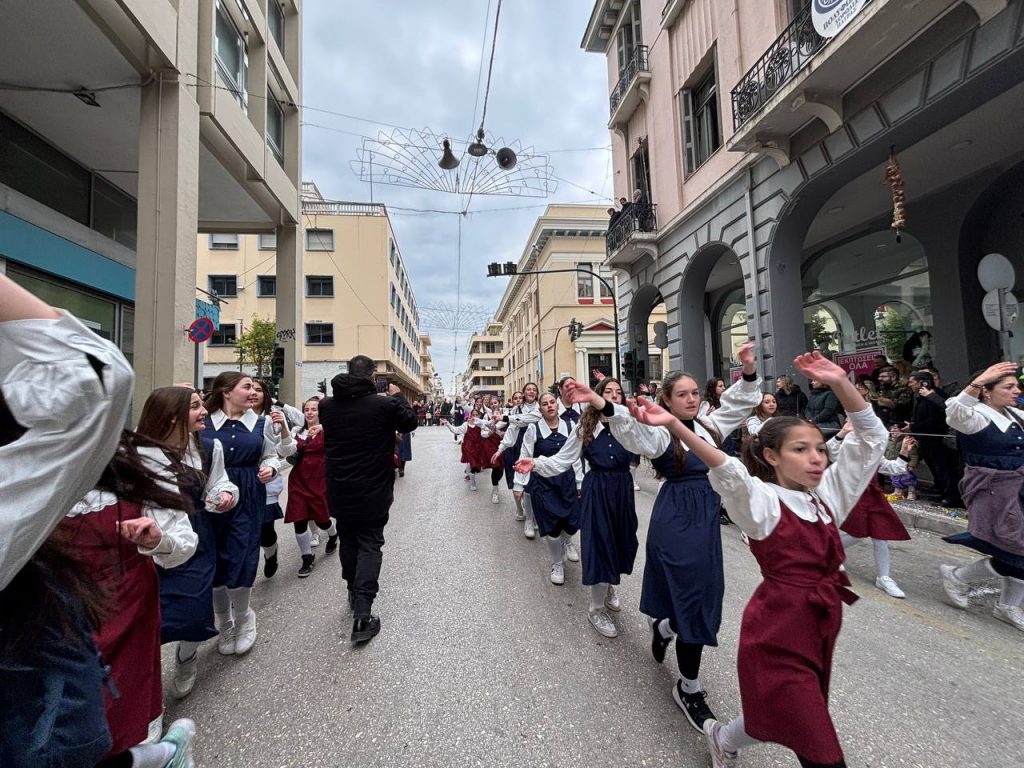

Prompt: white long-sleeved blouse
xmin=499 ymin=402 xmax=541 ymax=451
xmin=608 ymin=376 xmax=764 ymax=459
xmin=1 ymin=311 xmax=134 ymax=591
xmin=529 ymin=421 xmax=617 ymax=479
xmin=514 ymin=418 xmax=583 ymax=491
xmin=708 ymin=407 xmax=889 ymax=541
xmin=208 ymin=408 xmax=294 ymax=474
xmin=945 ymin=390 xmax=1024 ymax=436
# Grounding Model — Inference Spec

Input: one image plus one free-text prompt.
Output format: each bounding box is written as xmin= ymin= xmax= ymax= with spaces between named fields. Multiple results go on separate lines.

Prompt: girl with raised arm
xmin=630 ymin=351 xmax=887 ymax=768
xmin=596 ymin=344 xmax=762 ymax=733
xmin=493 ymin=384 xmax=541 ymax=531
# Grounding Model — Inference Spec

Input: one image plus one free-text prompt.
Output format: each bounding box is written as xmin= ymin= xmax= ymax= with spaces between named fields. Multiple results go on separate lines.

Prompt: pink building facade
xmin=584 ymin=0 xmax=1024 ymax=386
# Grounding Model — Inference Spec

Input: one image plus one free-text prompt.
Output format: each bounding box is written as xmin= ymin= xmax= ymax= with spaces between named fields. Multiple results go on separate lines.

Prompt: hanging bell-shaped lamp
xmin=438 ymin=139 xmax=460 ymax=170
xmin=467 ymin=127 xmax=488 ymax=157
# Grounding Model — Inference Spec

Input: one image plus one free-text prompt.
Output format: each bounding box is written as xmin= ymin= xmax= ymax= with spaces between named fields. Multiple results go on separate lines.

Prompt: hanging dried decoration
xmin=885 ymin=146 xmax=906 ymax=243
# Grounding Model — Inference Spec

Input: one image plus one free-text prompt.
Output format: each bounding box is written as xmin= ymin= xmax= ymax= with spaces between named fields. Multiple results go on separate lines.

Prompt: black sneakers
xmin=325 ymin=533 xmax=339 ymax=555
xmin=351 ymin=615 xmax=381 ymax=643
xmin=263 ymin=553 xmax=279 ymax=578
xmin=672 ymin=682 xmax=717 ymax=734
xmin=650 ymin=620 xmax=672 ymax=664
xmin=297 ymin=553 xmax=315 ymax=578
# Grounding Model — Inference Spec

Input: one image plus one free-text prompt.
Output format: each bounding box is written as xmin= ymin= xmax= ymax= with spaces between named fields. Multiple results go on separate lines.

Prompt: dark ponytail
xmin=741 ymin=416 xmax=822 ymax=483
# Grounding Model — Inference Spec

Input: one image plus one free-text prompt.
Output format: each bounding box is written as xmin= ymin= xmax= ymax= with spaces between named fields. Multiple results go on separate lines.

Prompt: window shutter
xmin=681 ymin=89 xmax=696 ymax=176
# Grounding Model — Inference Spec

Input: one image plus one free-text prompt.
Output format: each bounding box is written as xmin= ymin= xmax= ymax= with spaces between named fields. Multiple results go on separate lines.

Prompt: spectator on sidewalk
xmin=872 ymin=366 xmax=913 ymax=427
xmin=907 ymin=371 xmax=962 ymax=507
xmin=319 ymin=355 xmax=417 ymax=644
xmin=804 ymin=378 xmax=843 ymax=433
xmin=773 ymin=375 xmax=808 ymax=417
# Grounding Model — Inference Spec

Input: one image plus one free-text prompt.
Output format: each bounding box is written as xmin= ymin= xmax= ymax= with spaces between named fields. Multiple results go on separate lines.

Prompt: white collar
xmin=210 ymin=408 xmax=259 ymax=431
xmin=538 ymin=419 xmax=570 ymax=439
xmin=977 ymin=403 xmax=1024 ymax=433
xmin=557 ymin=401 xmax=581 ymax=415
xmin=771 ymin=484 xmax=834 ymax=524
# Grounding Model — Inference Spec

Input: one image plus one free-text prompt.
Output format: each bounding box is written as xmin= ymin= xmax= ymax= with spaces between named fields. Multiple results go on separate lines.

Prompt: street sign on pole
xmin=187 ymin=317 xmax=215 ymax=343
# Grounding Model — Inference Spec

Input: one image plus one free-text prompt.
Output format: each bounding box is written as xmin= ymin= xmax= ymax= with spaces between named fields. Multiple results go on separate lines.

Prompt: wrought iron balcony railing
xmin=730 ymin=2 xmax=873 ymax=130
xmin=606 ymin=203 xmax=657 ymax=256
xmin=609 ymin=45 xmax=649 ymax=117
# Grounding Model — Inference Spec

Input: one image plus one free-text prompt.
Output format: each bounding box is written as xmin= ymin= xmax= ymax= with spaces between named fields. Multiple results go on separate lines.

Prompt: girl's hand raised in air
xmin=793 ymin=351 xmax=847 ymax=387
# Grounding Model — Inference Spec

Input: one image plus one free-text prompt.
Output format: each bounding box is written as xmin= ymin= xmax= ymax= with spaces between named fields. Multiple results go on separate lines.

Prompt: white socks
xmin=296 ymin=528 xmax=312 ymax=556
xmin=326 ymin=519 xmax=337 ymax=537
xmin=545 ymin=536 xmax=563 ymax=565
xmin=649 ymin=617 xmax=674 ymax=640
xmin=469 ymin=474 xmax=478 ymax=491
xmin=524 ymin=494 xmax=536 ymax=523
xmin=679 ymin=675 xmax=701 ymax=695
xmin=590 ymin=584 xmax=606 ymax=611
xmin=999 ymin=576 xmax=1024 ymax=608
xmin=262 ymin=541 xmax=278 ymax=559
xmin=177 ymin=640 xmax=200 ymax=663
xmin=212 ymin=585 xmax=231 ymax=626
xmin=128 ymin=742 xmax=176 ymax=768
xmin=228 ymin=586 xmax=251 ymax=617
xmin=718 ymin=715 xmax=759 ymax=754
xmin=872 ymin=538 xmax=892 ymax=579
xmin=955 ymin=557 xmax=997 ymax=583
xmin=514 ymin=494 xmax=523 ymax=513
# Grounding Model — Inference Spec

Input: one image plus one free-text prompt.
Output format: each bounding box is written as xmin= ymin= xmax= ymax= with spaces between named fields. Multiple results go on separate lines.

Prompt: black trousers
xmin=336 ymin=520 xmax=386 ymax=617
xmin=917 ymin=436 xmax=962 ymax=503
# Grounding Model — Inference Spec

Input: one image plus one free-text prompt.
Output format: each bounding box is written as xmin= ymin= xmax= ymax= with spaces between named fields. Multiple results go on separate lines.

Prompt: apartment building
xmin=465 ymin=322 xmax=506 ymax=399
xmin=495 ymin=205 xmax=619 ymax=394
xmin=0 ymin=0 xmax=304 ymax=409
xmin=584 ymin=0 xmax=1024 ymax=385
xmin=197 ymin=183 xmax=426 ymax=399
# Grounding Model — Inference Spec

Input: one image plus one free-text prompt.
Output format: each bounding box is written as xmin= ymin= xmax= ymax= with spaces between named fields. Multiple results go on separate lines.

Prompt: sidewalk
xmin=891 ymin=498 xmax=967 ymax=537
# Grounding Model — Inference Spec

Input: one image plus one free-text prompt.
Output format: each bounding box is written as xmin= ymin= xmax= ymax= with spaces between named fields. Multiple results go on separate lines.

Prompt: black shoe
xmin=650 ymin=619 xmax=672 ymax=664
xmin=719 ymin=508 xmax=733 ymax=525
xmin=325 ymin=534 xmax=339 ymax=555
xmin=351 ymin=615 xmax=381 ymax=643
xmin=263 ymin=553 xmax=279 ymax=578
xmin=672 ymin=682 xmax=716 ymax=734
xmin=398 ymin=469 xmax=404 ymax=477
xmin=297 ymin=553 xmax=315 ymax=578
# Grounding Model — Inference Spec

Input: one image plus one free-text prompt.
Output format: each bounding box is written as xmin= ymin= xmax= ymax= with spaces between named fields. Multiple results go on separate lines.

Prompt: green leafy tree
xmin=875 ymin=306 xmax=909 ymax=362
xmin=236 ymin=316 xmax=277 ymax=376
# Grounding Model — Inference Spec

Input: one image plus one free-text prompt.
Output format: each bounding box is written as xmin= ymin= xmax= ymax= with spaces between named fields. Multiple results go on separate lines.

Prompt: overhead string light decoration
xmin=885 ymin=145 xmax=906 ymax=243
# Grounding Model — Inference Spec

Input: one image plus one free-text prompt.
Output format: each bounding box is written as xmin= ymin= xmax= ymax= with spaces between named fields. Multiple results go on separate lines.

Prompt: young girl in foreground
xmin=631 ymin=352 xmax=887 ymax=768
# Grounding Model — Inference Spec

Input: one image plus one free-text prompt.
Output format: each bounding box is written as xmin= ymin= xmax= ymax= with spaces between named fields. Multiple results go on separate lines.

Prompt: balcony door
xmin=631 ymin=140 xmax=651 ymax=204
xmin=615 ymin=2 xmax=643 ymax=76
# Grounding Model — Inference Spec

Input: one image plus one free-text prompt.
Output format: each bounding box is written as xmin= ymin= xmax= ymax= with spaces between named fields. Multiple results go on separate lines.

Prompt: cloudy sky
xmin=301 ymin=0 xmax=613 ymax=389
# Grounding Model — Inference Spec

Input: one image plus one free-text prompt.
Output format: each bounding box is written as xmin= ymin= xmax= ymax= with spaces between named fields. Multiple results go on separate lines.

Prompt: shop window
xmin=714 ymin=287 xmax=749 ymax=377
xmin=258 ymin=233 xmax=277 ymax=250
xmin=305 ymin=228 xmax=334 ymax=251
xmin=681 ymin=62 xmax=722 ymax=175
xmin=215 ymin=0 xmax=248 ymax=110
xmin=92 ymin=176 xmax=137 ymax=249
xmin=7 ymin=267 xmax=117 ymax=342
xmin=305 ymin=322 xmax=334 ymax=345
xmin=211 ymin=323 xmax=237 ymax=346
xmin=266 ymin=89 xmax=284 ymax=164
xmin=208 ymin=275 xmax=237 ymax=297
xmin=802 ymin=231 xmax=931 ymax=365
xmin=257 ymin=275 xmax=277 ymax=297
xmin=268 ymin=1 xmax=285 ymax=52
xmin=209 ymin=234 xmax=239 ymax=250
xmin=305 ymin=275 xmax=334 ymax=297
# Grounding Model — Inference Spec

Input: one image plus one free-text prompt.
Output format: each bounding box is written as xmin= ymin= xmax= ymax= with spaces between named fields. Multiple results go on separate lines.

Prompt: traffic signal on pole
xmin=503 ymin=261 xmax=517 ymax=275
xmin=317 ymin=379 xmax=327 ymax=395
xmin=567 ymin=319 xmax=584 ymax=342
xmin=636 ymin=358 xmax=646 ymax=382
xmin=623 ymin=351 xmax=635 ymax=381
xmin=271 ymin=346 xmax=285 ymax=382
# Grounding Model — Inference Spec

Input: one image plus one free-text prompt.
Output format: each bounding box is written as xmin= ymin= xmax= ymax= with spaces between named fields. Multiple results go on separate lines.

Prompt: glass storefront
xmin=714 ymin=287 xmax=749 ymax=376
xmin=802 ymin=230 xmax=932 ymax=368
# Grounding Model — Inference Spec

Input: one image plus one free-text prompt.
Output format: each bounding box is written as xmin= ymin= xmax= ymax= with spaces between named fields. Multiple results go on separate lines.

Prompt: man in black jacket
xmin=907 ymin=371 xmax=962 ymax=507
xmin=318 ymin=355 xmax=418 ymax=642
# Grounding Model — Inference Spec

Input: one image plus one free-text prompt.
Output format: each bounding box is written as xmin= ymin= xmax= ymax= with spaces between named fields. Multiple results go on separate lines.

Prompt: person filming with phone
xmin=318 ymin=355 xmax=417 ymax=643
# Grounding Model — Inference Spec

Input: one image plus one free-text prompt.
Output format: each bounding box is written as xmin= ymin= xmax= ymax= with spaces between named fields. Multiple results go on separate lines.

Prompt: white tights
xmin=839 ymin=534 xmax=893 ymax=579
xmin=718 ymin=715 xmax=760 ymax=754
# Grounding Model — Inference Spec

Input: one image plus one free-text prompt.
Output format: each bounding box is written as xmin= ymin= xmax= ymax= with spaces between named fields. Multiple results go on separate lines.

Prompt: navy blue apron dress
xmin=579 ymin=428 xmax=639 ymax=586
xmin=526 ymin=424 xmax=580 ymax=538
xmin=158 ymin=438 xmax=217 ymax=643
xmin=204 ymin=416 xmax=267 ymax=589
xmin=640 ymin=437 xmax=725 ymax=646
xmin=503 ymin=414 xmax=531 ymax=489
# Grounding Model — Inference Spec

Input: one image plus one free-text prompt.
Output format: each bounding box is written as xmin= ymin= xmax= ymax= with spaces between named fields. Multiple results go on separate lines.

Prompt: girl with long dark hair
xmin=699 ymin=378 xmax=726 ymax=418
xmin=516 ymin=378 xmax=637 ymax=637
xmin=249 ymin=379 xmax=296 ymax=577
xmin=136 ymin=386 xmax=237 ymax=701
xmin=628 ymin=351 xmax=887 ymax=768
xmin=286 ymin=397 xmax=338 ymax=577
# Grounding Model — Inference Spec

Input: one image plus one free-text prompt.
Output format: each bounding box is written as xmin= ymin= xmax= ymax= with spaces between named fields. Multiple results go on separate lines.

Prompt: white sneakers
xmin=234 ymin=609 xmax=257 ymax=655
xmin=216 ymin=619 xmax=236 ymax=655
xmin=588 ymin=608 xmax=618 ymax=638
xmin=633 ymin=481 xmax=641 ymax=491
xmin=563 ymin=539 xmax=580 ymax=563
xmin=491 ymin=489 xmax=499 ymax=504
xmin=993 ymin=603 xmax=1024 ymax=631
xmin=524 ymin=518 xmax=536 ymax=539
xmin=703 ymin=720 xmax=738 ymax=767
xmin=469 ymin=475 xmax=478 ymax=492
xmin=550 ymin=563 xmax=565 ymax=585
xmin=875 ymin=576 xmax=906 ymax=599
xmin=173 ymin=650 xmax=198 ymax=700
xmin=940 ymin=564 xmax=971 ymax=609
xmin=605 ymin=585 xmax=621 ymax=612
xmin=310 ymin=532 xmax=321 ymax=548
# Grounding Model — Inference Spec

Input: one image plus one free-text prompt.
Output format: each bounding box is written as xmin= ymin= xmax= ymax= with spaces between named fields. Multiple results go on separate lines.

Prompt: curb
xmin=891 ymin=501 xmax=967 ymax=538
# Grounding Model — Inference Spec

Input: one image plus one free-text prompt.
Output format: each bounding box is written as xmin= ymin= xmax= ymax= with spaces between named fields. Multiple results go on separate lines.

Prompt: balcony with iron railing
xmin=608 ymin=45 xmax=651 ymax=129
xmin=726 ymin=0 xmax=978 ymax=158
xmin=605 ymin=203 xmax=658 ymax=268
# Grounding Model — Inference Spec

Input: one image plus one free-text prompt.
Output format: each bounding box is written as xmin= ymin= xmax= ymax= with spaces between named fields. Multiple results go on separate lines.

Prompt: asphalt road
xmin=162 ymin=428 xmax=1023 ymax=767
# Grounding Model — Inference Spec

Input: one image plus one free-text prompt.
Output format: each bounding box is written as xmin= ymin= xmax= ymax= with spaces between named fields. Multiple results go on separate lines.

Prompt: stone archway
xmin=678 ymin=242 xmax=744 ymax=378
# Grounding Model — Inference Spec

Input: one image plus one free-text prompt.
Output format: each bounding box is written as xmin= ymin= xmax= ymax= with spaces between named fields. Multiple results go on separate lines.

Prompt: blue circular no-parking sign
xmin=188 ymin=317 xmax=215 ymax=343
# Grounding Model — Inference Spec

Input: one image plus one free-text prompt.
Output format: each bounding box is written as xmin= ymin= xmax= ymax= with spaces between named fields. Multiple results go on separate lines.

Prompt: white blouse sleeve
xmin=265 ymin=417 xmax=296 ymax=461
xmin=498 ymin=422 xmax=520 ymax=450
xmin=514 ymin=424 xmax=538 ymax=490
xmin=708 ymin=376 xmax=764 ymax=439
xmin=203 ymin=440 xmax=238 ymax=512
xmin=816 ymin=407 xmax=889 ymax=526
xmin=133 ymin=447 xmax=196 ymax=569
xmin=531 ymin=429 xmax=583 ymax=478
xmin=877 ymin=456 xmax=909 ymax=476
xmin=707 ymin=457 xmax=783 ymax=540
xmin=507 ymin=410 xmax=541 ymax=428
xmin=445 ymin=422 xmax=467 ymax=435
xmin=0 ymin=311 xmax=134 ymax=591
xmin=945 ymin=391 xmax=991 ymax=435
xmin=606 ymin=403 xmax=671 ymax=458
xmin=745 ymin=416 xmax=763 ymax=435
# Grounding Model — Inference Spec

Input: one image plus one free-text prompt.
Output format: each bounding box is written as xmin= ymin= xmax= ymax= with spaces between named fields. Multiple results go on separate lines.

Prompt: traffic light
xmin=636 ymin=358 xmax=646 ymax=382
xmin=623 ymin=351 xmax=635 ymax=381
xmin=271 ymin=345 xmax=285 ymax=382
xmin=317 ymin=379 xmax=327 ymax=395
xmin=567 ymin=319 xmax=584 ymax=342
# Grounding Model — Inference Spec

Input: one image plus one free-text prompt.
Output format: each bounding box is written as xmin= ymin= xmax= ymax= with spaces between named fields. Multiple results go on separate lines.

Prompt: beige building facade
xmin=584 ymin=0 xmax=1024 ymax=386
xmin=197 ymin=183 xmax=427 ymax=399
xmin=0 ymin=0 xmax=305 ymax=413
xmin=465 ymin=322 xmax=506 ymax=399
xmin=495 ymin=205 xmax=620 ymax=394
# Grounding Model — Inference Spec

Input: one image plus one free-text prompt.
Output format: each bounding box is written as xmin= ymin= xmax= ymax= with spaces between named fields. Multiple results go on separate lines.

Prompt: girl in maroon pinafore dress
xmin=629 ymin=352 xmax=888 ymax=768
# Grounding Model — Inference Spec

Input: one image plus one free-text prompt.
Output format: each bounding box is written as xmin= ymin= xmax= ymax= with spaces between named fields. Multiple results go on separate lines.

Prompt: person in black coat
xmin=804 ymin=379 xmax=843 ymax=433
xmin=774 ymin=375 xmax=808 ymax=417
xmin=907 ymin=371 xmax=962 ymax=507
xmin=318 ymin=355 xmax=418 ymax=643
